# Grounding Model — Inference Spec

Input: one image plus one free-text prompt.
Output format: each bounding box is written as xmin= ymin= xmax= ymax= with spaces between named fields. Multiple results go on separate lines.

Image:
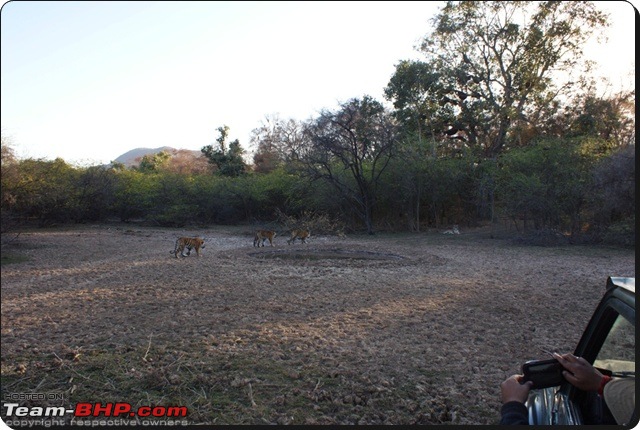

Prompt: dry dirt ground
xmin=0 ymin=224 xmax=635 ymax=425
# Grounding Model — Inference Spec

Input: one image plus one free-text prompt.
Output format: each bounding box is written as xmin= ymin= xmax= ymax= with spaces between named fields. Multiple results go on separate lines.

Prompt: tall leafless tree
xmin=303 ymin=96 xmax=399 ymax=234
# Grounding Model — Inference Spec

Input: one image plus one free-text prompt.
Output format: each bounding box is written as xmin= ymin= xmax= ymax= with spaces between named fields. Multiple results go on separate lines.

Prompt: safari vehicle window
xmin=575 ymin=307 xmax=635 ymax=425
xmin=593 ymin=315 xmax=635 ymax=377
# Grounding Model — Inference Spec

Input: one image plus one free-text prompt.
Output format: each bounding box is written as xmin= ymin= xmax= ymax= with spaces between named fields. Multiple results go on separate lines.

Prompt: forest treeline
xmin=1 ymin=2 xmax=635 ymax=245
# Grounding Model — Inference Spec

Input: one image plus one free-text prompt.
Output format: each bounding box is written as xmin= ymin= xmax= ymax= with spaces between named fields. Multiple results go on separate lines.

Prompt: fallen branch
xmin=142 ymin=335 xmax=153 ymax=362
xmin=247 ymin=383 xmax=257 ymax=407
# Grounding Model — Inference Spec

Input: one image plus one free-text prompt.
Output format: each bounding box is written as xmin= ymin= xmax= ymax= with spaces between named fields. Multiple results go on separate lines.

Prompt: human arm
xmin=499 ymin=374 xmax=533 ymax=425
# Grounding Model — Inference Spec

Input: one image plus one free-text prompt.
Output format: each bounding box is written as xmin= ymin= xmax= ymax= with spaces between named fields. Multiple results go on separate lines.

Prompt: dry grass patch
xmin=1 ymin=224 xmax=635 ymax=425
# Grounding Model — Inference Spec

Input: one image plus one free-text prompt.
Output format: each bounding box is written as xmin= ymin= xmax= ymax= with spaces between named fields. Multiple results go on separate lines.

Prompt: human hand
xmin=553 ymin=352 xmax=603 ymax=392
xmin=501 ymin=374 xmax=533 ymax=404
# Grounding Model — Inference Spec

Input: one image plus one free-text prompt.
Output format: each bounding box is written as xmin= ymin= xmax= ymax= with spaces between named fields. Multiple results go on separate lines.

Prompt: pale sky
xmin=1 ymin=1 xmax=636 ymax=166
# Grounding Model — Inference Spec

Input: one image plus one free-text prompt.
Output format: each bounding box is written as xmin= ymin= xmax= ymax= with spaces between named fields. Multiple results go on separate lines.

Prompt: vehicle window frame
xmin=573 ymin=297 xmax=634 ymax=366
xmin=563 ymin=294 xmax=635 ymax=423
xmin=526 ymin=281 xmax=635 ymax=426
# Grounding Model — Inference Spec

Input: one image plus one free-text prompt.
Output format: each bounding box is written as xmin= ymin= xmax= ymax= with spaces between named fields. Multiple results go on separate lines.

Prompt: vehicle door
xmin=527 ymin=283 xmax=635 ymax=425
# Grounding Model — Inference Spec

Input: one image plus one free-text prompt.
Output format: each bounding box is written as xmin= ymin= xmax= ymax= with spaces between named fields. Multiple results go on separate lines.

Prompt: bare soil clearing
xmin=0 ymin=225 xmax=635 ymax=425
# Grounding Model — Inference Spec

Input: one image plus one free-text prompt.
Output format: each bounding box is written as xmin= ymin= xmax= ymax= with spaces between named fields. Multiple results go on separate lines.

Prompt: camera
xmin=522 ymin=358 xmax=565 ymax=389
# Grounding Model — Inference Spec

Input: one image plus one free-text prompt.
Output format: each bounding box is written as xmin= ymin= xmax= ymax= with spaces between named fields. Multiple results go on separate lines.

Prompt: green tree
xmin=137 ymin=150 xmax=171 ymax=173
xmin=6 ymin=158 xmax=79 ymax=225
xmin=384 ymin=60 xmax=453 ymax=149
xmin=251 ymin=115 xmax=284 ymax=174
xmin=383 ymin=136 xmax=436 ymax=231
xmin=393 ymin=1 xmax=609 ymax=158
xmin=72 ymin=166 xmax=117 ymax=222
xmin=496 ymin=138 xmax=598 ymax=236
xmin=589 ymin=143 xmax=635 ymax=245
xmin=201 ymin=125 xmax=247 ymax=177
xmin=1 ymin=137 xmax=20 ymax=231
xmin=564 ymin=91 xmax=636 ymax=145
xmin=112 ymin=169 xmax=158 ymax=222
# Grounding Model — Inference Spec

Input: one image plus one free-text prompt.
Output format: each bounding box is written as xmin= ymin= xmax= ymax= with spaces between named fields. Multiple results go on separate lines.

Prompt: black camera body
xmin=522 ymin=358 xmax=565 ymax=389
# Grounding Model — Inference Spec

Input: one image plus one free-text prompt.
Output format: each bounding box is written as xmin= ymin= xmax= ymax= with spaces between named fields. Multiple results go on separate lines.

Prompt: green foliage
xmin=564 ymin=92 xmax=636 ymax=146
xmin=0 ymin=136 xmax=633 ymax=246
xmin=245 ymin=168 xmax=300 ymax=219
xmin=70 ymin=166 xmax=118 ymax=222
xmin=201 ymin=125 xmax=247 ymax=177
xmin=148 ymin=174 xmax=196 ymax=226
xmin=186 ymin=174 xmax=248 ymax=224
xmin=496 ymin=138 xmax=598 ymax=234
xmin=384 ymin=60 xmax=451 ymax=142
xmin=112 ymin=169 xmax=160 ymax=222
xmin=138 ymin=150 xmax=171 ymax=172
xmin=380 ymin=137 xmax=493 ymax=231
xmin=3 ymin=158 xmax=79 ymax=225
xmin=601 ymin=216 xmax=635 ymax=247
xmin=153 ymin=203 xmax=200 ymax=227
xmin=587 ymin=144 xmax=635 ymax=241
xmin=394 ymin=1 xmax=610 ymax=158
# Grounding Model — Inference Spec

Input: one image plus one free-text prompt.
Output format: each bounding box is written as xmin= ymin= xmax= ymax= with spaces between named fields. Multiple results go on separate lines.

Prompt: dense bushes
xmin=1 ymin=138 xmax=634 ymax=246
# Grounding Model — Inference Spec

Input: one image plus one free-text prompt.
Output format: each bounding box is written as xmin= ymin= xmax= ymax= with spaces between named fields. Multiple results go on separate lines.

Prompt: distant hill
xmin=112 ymin=146 xmax=201 ymax=167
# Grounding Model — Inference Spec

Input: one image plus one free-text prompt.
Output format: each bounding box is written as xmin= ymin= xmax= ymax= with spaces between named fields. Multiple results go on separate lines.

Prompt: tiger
xmin=287 ymin=229 xmax=310 ymax=245
xmin=253 ymin=230 xmax=277 ymax=247
xmin=442 ymin=225 xmax=460 ymax=235
xmin=170 ymin=237 xmax=205 ymax=258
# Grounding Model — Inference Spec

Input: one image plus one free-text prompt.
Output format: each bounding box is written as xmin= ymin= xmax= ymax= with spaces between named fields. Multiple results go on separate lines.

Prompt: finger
xmin=575 ymin=356 xmax=589 ymax=366
xmin=562 ymin=370 xmax=577 ymax=384
xmin=502 ymin=375 xmax=517 ymax=385
xmin=554 ymin=353 xmax=571 ymax=369
xmin=553 ymin=352 xmax=569 ymax=362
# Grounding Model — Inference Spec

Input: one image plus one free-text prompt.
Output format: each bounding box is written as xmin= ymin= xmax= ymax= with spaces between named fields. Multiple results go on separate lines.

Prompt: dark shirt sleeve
xmin=500 ymin=401 xmax=529 ymax=425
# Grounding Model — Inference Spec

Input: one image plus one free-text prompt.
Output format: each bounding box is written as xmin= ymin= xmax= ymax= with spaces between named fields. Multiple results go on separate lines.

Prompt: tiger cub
xmin=254 ymin=230 xmax=276 ymax=247
xmin=287 ymin=229 xmax=310 ymax=245
xmin=170 ymin=237 xmax=205 ymax=258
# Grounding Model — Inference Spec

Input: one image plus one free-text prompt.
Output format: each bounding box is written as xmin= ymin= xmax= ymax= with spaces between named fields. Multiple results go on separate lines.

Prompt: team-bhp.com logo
xmin=74 ymin=402 xmax=187 ymax=418
xmin=3 ymin=401 xmax=188 ymax=427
